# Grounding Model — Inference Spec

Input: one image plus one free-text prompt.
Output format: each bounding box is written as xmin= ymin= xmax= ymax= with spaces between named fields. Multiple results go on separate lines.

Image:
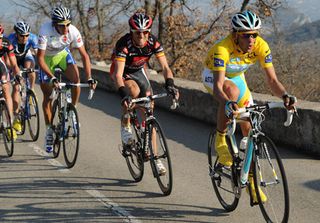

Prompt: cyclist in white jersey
xmin=37 ymin=6 xmax=96 ymax=153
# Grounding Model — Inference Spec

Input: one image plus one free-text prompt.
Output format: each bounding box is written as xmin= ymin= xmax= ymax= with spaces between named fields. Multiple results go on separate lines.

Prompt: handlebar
xmin=129 ymin=92 xmax=179 ymax=110
xmin=49 ymin=83 xmax=95 ymax=100
xmin=227 ymin=102 xmax=296 ymax=136
xmin=20 ymin=68 xmax=39 ymax=75
xmin=238 ymin=102 xmax=295 ymax=126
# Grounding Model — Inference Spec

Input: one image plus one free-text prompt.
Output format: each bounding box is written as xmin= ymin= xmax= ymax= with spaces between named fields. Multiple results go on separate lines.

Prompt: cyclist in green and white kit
xmin=37 ymin=6 xmax=96 ymax=152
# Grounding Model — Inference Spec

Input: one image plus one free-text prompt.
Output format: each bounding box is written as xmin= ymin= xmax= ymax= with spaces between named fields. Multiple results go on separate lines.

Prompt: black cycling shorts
xmin=124 ymin=69 xmax=152 ymax=97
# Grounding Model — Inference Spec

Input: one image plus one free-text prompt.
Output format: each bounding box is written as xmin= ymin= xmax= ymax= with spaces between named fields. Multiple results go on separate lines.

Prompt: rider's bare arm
xmin=264 ymin=66 xmax=287 ymax=98
xmin=7 ymin=54 xmax=20 ymax=76
xmin=113 ymin=60 xmax=126 ymax=89
xmin=77 ymin=45 xmax=91 ymax=81
xmin=157 ymin=55 xmax=173 ymax=80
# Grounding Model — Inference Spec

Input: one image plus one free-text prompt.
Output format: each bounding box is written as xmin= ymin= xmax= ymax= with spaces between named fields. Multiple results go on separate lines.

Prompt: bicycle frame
xmin=124 ymin=92 xmax=177 ymax=195
xmin=19 ymin=69 xmax=38 ymax=120
xmin=226 ymin=102 xmax=294 ymax=186
xmin=129 ymin=93 xmax=171 ymax=159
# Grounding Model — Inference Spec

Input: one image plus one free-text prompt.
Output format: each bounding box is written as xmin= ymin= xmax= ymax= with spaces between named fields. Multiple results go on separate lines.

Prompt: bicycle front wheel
xmin=148 ymin=119 xmax=173 ymax=196
xmin=63 ymin=103 xmax=80 ymax=168
xmin=51 ymin=99 xmax=61 ymax=158
xmin=125 ymin=118 xmax=144 ymax=182
xmin=0 ymin=100 xmax=14 ymax=157
xmin=253 ymin=135 xmax=289 ymax=223
xmin=26 ymin=89 xmax=40 ymax=141
xmin=208 ymin=131 xmax=239 ymax=212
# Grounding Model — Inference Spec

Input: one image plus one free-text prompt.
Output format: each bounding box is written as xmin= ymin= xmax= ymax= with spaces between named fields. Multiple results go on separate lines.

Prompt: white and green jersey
xmin=38 ymin=21 xmax=83 ymax=56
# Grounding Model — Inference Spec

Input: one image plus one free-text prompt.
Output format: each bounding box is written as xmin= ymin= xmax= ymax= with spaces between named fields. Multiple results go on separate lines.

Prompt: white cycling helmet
xmin=231 ymin=10 xmax=261 ymax=31
xmin=51 ymin=6 xmax=71 ymax=24
xmin=14 ymin=21 xmax=31 ymax=35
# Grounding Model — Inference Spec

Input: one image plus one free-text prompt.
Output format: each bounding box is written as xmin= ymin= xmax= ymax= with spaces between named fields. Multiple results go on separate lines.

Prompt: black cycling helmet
xmin=129 ymin=12 xmax=153 ymax=32
xmin=14 ymin=21 xmax=31 ymax=35
xmin=51 ymin=6 xmax=71 ymax=25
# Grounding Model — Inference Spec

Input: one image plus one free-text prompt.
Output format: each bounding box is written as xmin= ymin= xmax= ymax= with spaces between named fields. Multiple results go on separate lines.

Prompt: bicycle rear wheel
xmin=253 ymin=135 xmax=289 ymax=223
xmin=0 ymin=101 xmax=14 ymax=157
xmin=63 ymin=103 xmax=80 ymax=168
xmin=148 ymin=119 xmax=173 ymax=196
xmin=26 ymin=89 xmax=40 ymax=141
xmin=124 ymin=118 xmax=144 ymax=182
xmin=51 ymin=99 xmax=61 ymax=158
xmin=208 ymin=131 xmax=239 ymax=212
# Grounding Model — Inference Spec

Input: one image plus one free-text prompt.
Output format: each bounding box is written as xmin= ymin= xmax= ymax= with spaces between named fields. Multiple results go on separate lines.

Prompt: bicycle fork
xmin=255 ymin=141 xmax=280 ymax=187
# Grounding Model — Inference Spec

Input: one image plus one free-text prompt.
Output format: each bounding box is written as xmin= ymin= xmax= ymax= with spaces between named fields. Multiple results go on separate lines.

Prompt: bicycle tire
xmin=19 ymin=108 xmax=26 ymax=136
xmin=148 ymin=119 xmax=173 ymax=196
xmin=253 ymin=135 xmax=290 ymax=223
xmin=0 ymin=100 xmax=14 ymax=157
xmin=124 ymin=117 xmax=144 ymax=182
xmin=26 ymin=89 xmax=40 ymax=141
xmin=208 ymin=131 xmax=239 ymax=212
xmin=63 ymin=103 xmax=80 ymax=168
xmin=51 ymin=99 xmax=61 ymax=158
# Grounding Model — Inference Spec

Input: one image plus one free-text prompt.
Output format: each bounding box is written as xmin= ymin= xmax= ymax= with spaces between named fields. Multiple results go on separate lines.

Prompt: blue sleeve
xmin=7 ymin=33 xmax=16 ymax=45
xmin=30 ymin=33 xmax=38 ymax=49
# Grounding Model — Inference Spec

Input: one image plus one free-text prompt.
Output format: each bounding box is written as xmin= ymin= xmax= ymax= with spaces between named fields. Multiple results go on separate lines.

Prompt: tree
xmin=12 ymin=0 xmax=135 ymax=61
xmin=140 ymin=0 xmax=234 ymax=79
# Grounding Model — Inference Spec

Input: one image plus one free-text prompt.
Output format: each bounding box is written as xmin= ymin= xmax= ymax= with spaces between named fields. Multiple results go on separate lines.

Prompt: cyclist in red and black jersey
xmin=111 ymin=10 xmax=179 ymax=172
xmin=0 ymin=24 xmax=21 ymax=140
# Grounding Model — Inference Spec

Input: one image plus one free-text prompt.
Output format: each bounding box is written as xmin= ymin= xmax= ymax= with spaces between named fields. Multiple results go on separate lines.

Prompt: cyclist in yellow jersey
xmin=202 ymin=10 xmax=297 ymax=203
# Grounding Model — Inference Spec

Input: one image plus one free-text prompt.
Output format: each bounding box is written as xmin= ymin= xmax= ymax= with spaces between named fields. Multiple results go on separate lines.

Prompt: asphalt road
xmin=0 ymin=85 xmax=319 ymax=223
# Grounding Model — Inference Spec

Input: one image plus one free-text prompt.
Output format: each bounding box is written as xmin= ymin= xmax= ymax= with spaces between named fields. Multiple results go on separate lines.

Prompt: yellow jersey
xmin=204 ymin=34 xmax=273 ymax=78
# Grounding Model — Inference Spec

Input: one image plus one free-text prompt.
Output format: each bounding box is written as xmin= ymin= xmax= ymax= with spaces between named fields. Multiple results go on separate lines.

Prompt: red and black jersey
xmin=0 ymin=37 xmax=15 ymax=58
xmin=112 ymin=33 xmax=165 ymax=74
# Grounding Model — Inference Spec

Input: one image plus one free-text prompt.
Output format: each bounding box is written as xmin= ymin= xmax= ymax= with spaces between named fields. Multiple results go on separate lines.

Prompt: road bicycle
xmin=0 ymin=80 xmax=14 ymax=157
xmin=122 ymin=92 xmax=178 ymax=196
xmin=50 ymin=68 xmax=95 ymax=168
xmin=208 ymin=102 xmax=296 ymax=223
xmin=15 ymin=68 xmax=40 ymax=141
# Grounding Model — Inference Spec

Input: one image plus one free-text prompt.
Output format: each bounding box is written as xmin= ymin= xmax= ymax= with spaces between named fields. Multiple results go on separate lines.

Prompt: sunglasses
xmin=57 ymin=23 xmax=71 ymax=28
xmin=131 ymin=29 xmax=150 ymax=35
xmin=239 ymin=33 xmax=259 ymax=39
xmin=19 ymin=34 xmax=29 ymax=38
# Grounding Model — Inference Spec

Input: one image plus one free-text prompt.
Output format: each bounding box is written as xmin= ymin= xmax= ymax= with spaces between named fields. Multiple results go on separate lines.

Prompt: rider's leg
xmin=120 ymin=79 xmax=140 ymax=145
xmin=122 ymin=79 xmax=140 ymax=126
xmin=65 ymin=64 xmax=80 ymax=106
xmin=214 ymin=80 xmax=240 ymax=167
xmin=2 ymin=82 xmax=14 ymax=119
xmin=24 ymin=60 xmax=36 ymax=91
xmin=40 ymin=83 xmax=53 ymax=127
xmin=40 ymin=83 xmax=55 ymax=152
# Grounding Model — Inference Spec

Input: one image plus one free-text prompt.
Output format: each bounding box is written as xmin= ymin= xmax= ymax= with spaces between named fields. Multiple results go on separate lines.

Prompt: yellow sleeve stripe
xmin=115 ymin=57 xmax=126 ymax=62
xmin=262 ymin=63 xmax=273 ymax=68
xmin=156 ymin=52 xmax=165 ymax=58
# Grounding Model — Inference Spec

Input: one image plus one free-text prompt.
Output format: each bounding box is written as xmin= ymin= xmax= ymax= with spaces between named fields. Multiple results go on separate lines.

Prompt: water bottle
xmin=66 ymin=90 xmax=72 ymax=103
xmin=21 ymin=85 xmax=26 ymax=109
xmin=239 ymin=137 xmax=248 ymax=161
xmin=240 ymin=137 xmax=248 ymax=151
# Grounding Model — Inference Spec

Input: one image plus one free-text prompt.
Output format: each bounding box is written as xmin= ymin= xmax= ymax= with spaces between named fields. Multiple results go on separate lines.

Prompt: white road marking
xmin=29 ymin=143 xmax=141 ymax=222
xmin=85 ymin=188 xmax=141 ymax=223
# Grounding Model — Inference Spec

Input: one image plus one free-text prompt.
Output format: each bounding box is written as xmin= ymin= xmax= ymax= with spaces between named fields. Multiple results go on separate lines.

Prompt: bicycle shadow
xmin=0 ymin=174 xmax=228 ymax=222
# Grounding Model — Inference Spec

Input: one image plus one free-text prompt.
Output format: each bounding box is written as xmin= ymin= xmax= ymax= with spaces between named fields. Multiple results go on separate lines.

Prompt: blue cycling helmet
xmin=14 ymin=21 xmax=31 ymax=35
xmin=51 ymin=6 xmax=71 ymax=25
xmin=231 ymin=10 xmax=261 ymax=31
